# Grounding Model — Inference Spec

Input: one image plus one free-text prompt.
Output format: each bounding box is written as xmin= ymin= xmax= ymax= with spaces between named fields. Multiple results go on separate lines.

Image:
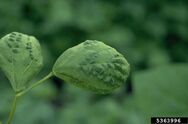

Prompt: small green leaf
xmin=0 ymin=32 xmax=43 ymax=92
xmin=53 ymin=40 xmax=130 ymax=94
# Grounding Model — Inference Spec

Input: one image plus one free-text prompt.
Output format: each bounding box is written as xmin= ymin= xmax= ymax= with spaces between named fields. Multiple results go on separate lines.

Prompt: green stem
xmin=6 ymin=72 xmax=54 ymax=124
xmin=17 ymin=72 xmax=54 ymax=97
xmin=6 ymin=95 xmax=19 ymax=124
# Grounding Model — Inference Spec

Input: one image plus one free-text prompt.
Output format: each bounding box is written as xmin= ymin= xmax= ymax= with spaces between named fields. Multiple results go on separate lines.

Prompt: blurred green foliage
xmin=0 ymin=0 xmax=188 ymax=124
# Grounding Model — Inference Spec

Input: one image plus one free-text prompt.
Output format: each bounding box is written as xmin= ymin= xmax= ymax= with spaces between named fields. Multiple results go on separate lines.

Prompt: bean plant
xmin=0 ymin=32 xmax=130 ymax=124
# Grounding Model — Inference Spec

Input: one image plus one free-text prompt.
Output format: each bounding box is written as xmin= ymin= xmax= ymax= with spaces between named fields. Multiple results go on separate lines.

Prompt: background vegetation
xmin=0 ymin=0 xmax=188 ymax=124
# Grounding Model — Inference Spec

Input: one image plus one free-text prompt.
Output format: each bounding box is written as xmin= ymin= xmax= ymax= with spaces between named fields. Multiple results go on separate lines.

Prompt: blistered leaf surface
xmin=53 ymin=40 xmax=130 ymax=93
xmin=0 ymin=32 xmax=43 ymax=92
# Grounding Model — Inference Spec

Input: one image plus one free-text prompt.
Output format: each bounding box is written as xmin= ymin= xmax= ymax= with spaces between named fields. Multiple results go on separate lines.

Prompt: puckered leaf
xmin=53 ymin=40 xmax=130 ymax=94
xmin=0 ymin=32 xmax=43 ymax=92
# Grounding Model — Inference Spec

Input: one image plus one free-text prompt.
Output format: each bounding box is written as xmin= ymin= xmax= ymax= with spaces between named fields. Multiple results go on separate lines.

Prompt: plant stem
xmin=6 ymin=72 xmax=54 ymax=124
xmin=17 ymin=72 xmax=54 ymax=97
xmin=6 ymin=95 xmax=19 ymax=124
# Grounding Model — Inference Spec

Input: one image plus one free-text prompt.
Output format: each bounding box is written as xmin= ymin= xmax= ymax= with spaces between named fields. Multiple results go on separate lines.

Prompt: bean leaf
xmin=53 ymin=40 xmax=130 ymax=94
xmin=0 ymin=32 xmax=43 ymax=92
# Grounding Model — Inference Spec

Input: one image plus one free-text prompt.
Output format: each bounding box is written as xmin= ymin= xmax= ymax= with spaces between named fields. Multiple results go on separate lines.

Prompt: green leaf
xmin=134 ymin=64 xmax=188 ymax=119
xmin=0 ymin=32 xmax=43 ymax=92
xmin=53 ymin=40 xmax=130 ymax=94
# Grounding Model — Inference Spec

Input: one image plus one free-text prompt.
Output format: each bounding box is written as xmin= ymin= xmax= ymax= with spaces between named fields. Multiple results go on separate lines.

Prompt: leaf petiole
xmin=16 ymin=72 xmax=54 ymax=97
xmin=6 ymin=72 xmax=54 ymax=124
